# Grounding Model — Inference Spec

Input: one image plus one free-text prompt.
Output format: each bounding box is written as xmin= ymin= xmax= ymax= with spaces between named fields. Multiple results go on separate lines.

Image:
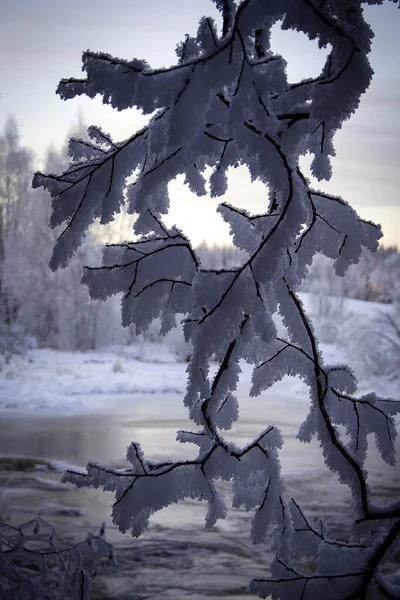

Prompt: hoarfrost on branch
xmin=33 ymin=1 xmax=400 ymax=598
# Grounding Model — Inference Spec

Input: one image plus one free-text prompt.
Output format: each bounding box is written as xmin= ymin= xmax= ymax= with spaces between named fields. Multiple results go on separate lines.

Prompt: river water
xmin=1 ymin=388 xmax=399 ymax=598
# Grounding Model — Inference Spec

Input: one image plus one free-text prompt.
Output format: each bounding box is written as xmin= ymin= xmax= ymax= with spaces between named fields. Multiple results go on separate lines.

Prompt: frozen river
xmin=1 ymin=388 xmax=399 ymax=598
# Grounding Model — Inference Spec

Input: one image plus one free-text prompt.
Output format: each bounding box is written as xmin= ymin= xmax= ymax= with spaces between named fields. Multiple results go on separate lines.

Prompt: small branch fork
xmin=83 ymin=209 xmax=199 ymax=301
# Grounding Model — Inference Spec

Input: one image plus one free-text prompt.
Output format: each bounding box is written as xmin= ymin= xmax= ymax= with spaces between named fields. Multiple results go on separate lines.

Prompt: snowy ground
xmin=0 ymin=343 xmax=187 ymax=414
xmin=1 ymin=294 xmax=399 ymax=599
xmin=0 ymin=293 xmax=398 ymax=416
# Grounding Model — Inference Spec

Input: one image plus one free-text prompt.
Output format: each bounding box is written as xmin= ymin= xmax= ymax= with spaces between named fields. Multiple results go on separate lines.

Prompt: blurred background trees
xmin=0 ymin=115 xmax=399 ymax=372
xmin=0 ymin=116 xmax=124 ymax=355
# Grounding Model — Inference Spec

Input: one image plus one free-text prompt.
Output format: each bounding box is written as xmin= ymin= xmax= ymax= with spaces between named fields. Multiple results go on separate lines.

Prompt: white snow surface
xmin=0 ymin=294 xmax=398 ymax=416
xmin=0 ymin=342 xmax=187 ymax=414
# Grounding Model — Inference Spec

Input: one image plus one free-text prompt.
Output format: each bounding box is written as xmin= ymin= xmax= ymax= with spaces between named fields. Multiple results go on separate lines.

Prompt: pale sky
xmin=1 ymin=1 xmax=399 ymax=248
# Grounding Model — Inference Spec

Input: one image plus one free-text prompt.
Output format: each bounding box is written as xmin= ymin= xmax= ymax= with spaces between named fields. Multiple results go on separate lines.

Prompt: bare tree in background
xmin=0 ymin=119 xmax=124 ymax=353
xmin=0 ymin=117 xmax=32 ymax=326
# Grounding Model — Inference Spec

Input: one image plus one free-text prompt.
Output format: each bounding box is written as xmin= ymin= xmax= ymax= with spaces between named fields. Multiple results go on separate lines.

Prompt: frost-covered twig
xmin=0 ymin=518 xmax=114 ymax=599
xmin=34 ymin=1 xmax=400 ymax=598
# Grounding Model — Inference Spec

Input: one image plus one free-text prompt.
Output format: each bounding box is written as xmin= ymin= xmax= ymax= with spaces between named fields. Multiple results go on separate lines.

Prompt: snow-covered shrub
xmin=0 ymin=518 xmax=114 ymax=600
xmin=164 ymin=318 xmax=193 ymax=362
xmin=305 ymin=255 xmax=346 ymax=343
xmin=0 ymin=324 xmax=35 ymax=357
xmin=34 ymin=1 xmax=400 ymax=598
xmin=355 ymin=302 xmax=400 ymax=379
xmin=0 ymin=323 xmax=36 ymax=373
xmin=112 ymin=358 xmax=125 ymax=373
xmin=301 ymin=246 xmax=400 ymax=307
xmin=136 ymin=316 xmax=192 ymax=361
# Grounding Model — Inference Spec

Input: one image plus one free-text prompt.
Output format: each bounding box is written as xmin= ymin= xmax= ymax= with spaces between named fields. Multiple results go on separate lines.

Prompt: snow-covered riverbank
xmin=0 ymin=292 xmax=398 ymax=416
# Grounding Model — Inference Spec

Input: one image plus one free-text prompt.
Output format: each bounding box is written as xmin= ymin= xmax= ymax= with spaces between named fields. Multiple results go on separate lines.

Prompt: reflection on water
xmin=0 ymin=412 xmax=195 ymax=467
xmin=1 ymin=392 xmax=399 ymax=527
xmin=1 ymin=392 xmax=400 ymax=598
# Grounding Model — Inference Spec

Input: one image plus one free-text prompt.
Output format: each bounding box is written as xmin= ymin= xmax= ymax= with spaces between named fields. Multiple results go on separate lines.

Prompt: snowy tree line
xmin=302 ymin=248 xmax=400 ymax=304
xmin=199 ymin=243 xmax=400 ymax=303
xmin=0 ymin=117 xmax=246 ymax=355
xmin=0 ymin=116 xmax=399 ymax=358
xmin=0 ymin=116 xmax=131 ymax=355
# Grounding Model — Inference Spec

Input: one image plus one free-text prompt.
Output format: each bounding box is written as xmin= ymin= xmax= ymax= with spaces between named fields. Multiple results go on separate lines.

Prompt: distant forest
xmin=1 ymin=116 xmax=399 ymax=353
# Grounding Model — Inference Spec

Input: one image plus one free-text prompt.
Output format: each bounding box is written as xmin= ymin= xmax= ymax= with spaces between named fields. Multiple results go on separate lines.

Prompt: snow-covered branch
xmin=0 ymin=517 xmax=113 ymax=599
xmin=34 ymin=1 xmax=400 ymax=598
